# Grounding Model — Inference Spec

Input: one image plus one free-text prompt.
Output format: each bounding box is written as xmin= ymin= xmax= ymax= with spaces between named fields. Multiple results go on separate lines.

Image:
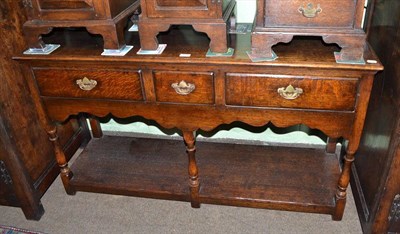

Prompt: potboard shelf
xmin=70 ymin=135 xmax=340 ymax=214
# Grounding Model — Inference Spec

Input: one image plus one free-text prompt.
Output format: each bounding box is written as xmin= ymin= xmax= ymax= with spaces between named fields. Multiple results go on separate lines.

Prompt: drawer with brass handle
xmin=250 ymin=0 xmax=367 ymax=64
xmin=76 ymin=77 xmax=98 ymax=91
xmin=225 ymin=73 xmax=358 ymax=111
xmin=33 ymin=68 xmax=143 ymax=101
xmin=171 ymin=80 xmax=196 ymax=96
xmin=153 ymin=71 xmax=214 ymax=104
xmin=277 ymin=85 xmax=304 ymax=100
xmin=264 ymin=0 xmax=357 ymax=28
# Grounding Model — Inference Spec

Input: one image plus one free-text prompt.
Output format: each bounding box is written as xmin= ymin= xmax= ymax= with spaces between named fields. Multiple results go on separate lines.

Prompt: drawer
xmin=153 ymin=71 xmax=214 ymax=104
xmin=33 ymin=68 xmax=143 ymax=101
xmin=264 ymin=0 xmax=357 ymax=28
xmin=225 ymin=74 xmax=358 ymax=111
xmin=144 ymin=0 xmax=230 ymax=18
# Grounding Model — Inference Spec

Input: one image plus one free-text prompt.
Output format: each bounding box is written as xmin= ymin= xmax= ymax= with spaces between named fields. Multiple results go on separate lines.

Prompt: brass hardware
xmin=171 ymin=80 xmax=195 ymax=95
xmin=76 ymin=77 xmax=98 ymax=91
xmin=298 ymin=3 xmax=322 ymax=18
xmin=277 ymin=85 xmax=303 ymax=100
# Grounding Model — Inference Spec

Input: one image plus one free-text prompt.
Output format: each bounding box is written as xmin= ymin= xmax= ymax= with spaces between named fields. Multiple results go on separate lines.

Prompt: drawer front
xmin=37 ymin=0 xmax=94 ymax=10
xmin=154 ymin=71 xmax=214 ymax=104
xmin=145 ymin=0 xmax=217 ymax=18
xmin=33 ymin=68 xmax=143 ymax=101
xmin=225 ymin=74 xmax=358 ymax=111
xmin=32 ymin=0 xmax=96 ymax=21
xmin=264 ymin=0 xmax=357 ymax=28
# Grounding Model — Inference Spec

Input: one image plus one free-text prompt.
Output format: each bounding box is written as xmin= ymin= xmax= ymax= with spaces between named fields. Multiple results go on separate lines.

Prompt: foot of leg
xmin=87 ymin=22 xmax=126 ymax=50
xmin=249 ymin=33 xmax=293 ymax=61
xmin=192 ymin=23 xmax=228 ymax=53
xmin=138 ymin=21 xmax=170 ymax=50
xmin=323 ymin=34 xmax=366 ymax=63
xmin=22 ymin=24 xmax=53 ymax=49
xmin=333 ymin=152 xmax=355 ymax=220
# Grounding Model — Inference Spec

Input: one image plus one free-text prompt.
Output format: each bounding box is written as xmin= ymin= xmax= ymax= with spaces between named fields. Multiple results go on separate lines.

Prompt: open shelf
xmin=70 ymin=136 xmax=190 ymax=201
xmin=70 ymin=135 xmax=340 ymax=214
xmin=196 ymin=142 xmax=339 ymax=214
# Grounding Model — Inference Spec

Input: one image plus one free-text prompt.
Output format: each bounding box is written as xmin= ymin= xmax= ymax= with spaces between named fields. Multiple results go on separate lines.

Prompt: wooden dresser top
xmin=15 ymin=26 xmax=383 ymax=72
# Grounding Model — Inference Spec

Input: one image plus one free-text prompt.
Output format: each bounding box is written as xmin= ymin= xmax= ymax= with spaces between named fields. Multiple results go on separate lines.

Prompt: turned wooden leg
xmin=323 ymin=34 xmax=366 ymax=63
xmin=48 ymin=126 xmax=76 ymax=195
xmin=331 ymin=75 xmax=374 ymax=220
xmin=192 ymin=23 xmax=228 ymax=53
xmin=183 ymin=131 xmax=200 ymax=208
xmin=250 ymin=33 xmax=293 ymax=60
xmin=326 ymin=137 xmax=338 ymax=154
xmin=89 ymin=117 xmax=103 ymax=138
xmin=137 ymin=21 xmax=171 ymax=50
xmin=22 ymin=24 xmax=53 ymax=49
xmin=333 ymin=150 xmax=355 ymax=220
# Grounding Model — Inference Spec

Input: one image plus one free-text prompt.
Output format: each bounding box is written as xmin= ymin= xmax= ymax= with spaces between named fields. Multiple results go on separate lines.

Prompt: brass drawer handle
xmin=76 ymin=77 xmax=97 ymax=91
xmin=171 ymin=80 xmax=195 ymax=95
xmin=298 ymin=3 xmax=322 ymax=18
xmin=277 ymin=85 xmax=303 ymax=100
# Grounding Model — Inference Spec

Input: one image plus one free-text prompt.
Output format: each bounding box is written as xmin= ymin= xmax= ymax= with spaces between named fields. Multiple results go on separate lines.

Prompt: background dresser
xmin=250 ymin=0 xmax=367 ymax=63
xmin=138 ymin=0 xmax=235 ymax=53
xmin=0 ymin=0 xmax=90 ymax=220
xmin=22 ymin=0 xmax=140 ymax=53
xmin=351 ymin=0 xmax=400 ymax=232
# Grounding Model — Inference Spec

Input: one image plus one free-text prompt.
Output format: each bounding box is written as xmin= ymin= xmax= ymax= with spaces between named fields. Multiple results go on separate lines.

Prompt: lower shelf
xmin=70 ymin=136 xmax=189 ymax=201
xmin=70 ymin=135 xmax=340 ymax=215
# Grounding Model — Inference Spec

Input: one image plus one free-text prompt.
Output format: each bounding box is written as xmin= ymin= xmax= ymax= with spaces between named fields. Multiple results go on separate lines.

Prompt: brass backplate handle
xmin=277 ymin=85 xmax=303 ymax=100
xmin=298 ymin=3 xmax=322 ymax=18
xmin=76 ymin=77 xmax=97 ymax=91
xmin=171 ymin=80 xmax=195 ymax=95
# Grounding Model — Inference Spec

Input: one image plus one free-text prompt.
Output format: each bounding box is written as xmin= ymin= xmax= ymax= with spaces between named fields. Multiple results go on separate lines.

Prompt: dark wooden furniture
xmin=350 ymin=0 xmax=400 ymax=233
xmin=0 ymin=0 xmax=91 ymax=220
xmin=249 ymin=0 xmax=368 ymax=64
xmin=22 ymin=0 xmax=139 ymax=53
xmin=16 ymin=25 xmax=382 ymax=221
xmin=138 ymin=0 xmax=235 ymax=53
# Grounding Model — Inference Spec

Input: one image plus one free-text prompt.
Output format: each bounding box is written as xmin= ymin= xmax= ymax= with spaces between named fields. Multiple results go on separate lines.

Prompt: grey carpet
xmin=0 ymin=145 xmax=362 ymax=234
xmin=0 ymin=179 xmax=362 ymax=233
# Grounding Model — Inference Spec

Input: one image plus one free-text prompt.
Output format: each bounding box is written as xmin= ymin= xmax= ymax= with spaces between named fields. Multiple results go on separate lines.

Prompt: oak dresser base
xmin=16 ymin=27 xmax=383 ymax=221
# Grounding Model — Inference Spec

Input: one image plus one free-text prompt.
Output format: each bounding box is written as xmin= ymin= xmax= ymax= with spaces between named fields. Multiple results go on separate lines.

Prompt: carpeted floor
xmin=0 ymin=177 xmax=362 ymax=234
xmin=0 ymin=135 xmax=362 ymax=234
